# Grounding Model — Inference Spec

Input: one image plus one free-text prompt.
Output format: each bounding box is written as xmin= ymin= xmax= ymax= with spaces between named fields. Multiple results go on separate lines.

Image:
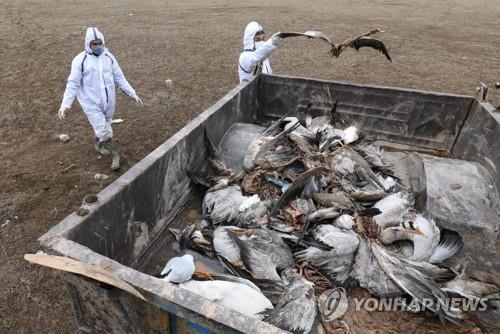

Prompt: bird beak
xmin=196 ymin=234 xmax=211 ymax=245
xmin=408 ymin=227 xmax=426 ymax=237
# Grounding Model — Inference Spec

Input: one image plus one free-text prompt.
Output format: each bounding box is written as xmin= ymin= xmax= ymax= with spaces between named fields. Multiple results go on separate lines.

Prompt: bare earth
xmin=1 ymin=0 xmax=499 ymax=332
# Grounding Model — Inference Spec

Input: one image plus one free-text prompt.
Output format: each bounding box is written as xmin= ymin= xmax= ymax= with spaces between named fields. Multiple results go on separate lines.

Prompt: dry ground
xmin=1 ymin=0 xmax=499 ymax=332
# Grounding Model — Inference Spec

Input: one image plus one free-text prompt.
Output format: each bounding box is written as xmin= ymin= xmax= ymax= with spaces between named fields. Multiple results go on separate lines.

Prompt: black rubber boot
xmin=94 ymin=137 xmax=110 ymax=156
xmin=102 ymin=138 xmax=120 ymax=170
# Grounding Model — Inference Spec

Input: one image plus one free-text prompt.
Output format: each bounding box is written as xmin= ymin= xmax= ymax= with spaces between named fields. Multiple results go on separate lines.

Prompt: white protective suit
xmin=238 ymin=22 xmax=278 ymax=83
xmin=60 ymin=27 xmax=137 ymax=141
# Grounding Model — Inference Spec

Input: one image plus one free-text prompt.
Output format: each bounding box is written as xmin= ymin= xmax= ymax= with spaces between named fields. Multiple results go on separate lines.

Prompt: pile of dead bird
xmin=159 ymin=102 xmax=499 ymax=334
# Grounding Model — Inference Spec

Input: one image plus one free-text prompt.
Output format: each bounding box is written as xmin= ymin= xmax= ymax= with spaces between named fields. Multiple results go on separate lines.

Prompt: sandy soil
xmin=1 ymin=0 xmax=499 ymax=332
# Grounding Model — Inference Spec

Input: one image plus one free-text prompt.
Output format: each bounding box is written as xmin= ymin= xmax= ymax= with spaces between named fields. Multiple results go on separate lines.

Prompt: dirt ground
xmin=1 ymin=0 xmax=499 ymax=332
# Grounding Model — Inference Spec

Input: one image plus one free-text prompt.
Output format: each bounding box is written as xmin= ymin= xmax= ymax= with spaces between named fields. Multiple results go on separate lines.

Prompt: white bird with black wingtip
xmin=160 ymin=254 xmax=195 ymax=283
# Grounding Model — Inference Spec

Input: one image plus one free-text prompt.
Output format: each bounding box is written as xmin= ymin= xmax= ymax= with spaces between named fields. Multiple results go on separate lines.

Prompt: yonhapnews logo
xmin=318 ymin=287 xmax=349 ymax=321
xmin=318 ymin=288 xmax=491 ymax=322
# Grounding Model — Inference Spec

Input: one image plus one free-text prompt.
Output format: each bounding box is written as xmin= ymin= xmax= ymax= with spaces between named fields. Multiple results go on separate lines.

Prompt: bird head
xmin=191 ymin=230 xmax=211 ymax=245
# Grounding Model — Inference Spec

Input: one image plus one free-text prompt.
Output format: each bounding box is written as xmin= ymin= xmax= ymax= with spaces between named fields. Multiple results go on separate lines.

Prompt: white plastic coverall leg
xmin=238 ymin=22 xmax=277 ymax=83
xmin=60 ymin=27 xmax=137 ymax=141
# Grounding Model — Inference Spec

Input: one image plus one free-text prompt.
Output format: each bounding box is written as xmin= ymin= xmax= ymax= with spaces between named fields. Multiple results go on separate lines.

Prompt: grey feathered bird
xmin=260 ymin=268 xmax=317 ymax=334
xmin=243 ymin=120 xmax=300 ymax=172
xmin=295 ymin=224 xmax=360 ymax=284
xmin=203 ymin=185 xmax=268 ymax=226
xmin=329 ymin=146 xmax=386 ymax=189
xmin=371 ymin=241 xmax=463 ymax=323
xmin=213 ymin=226 xmax=295 ymax=281
xmin=271 ymin=167 xmax=326 ymax=216
xmin=278 ymin=29 xmax=392 ymax=61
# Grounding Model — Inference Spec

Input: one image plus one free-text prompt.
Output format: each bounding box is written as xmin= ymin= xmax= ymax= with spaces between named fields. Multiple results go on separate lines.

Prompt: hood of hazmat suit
xmin=59 ymin=27 xmax=137 ymax=141
xmin=238 ymin=21 xmax=277 ymax=83
xmin=85 ymin=26 xmax=106 ymax=55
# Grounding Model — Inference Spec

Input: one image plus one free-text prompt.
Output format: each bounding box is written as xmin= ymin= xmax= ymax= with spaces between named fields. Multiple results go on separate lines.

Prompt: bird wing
xmin=259 ymin=122 xmax=301 ymax=158
xmin=278 ymin=31 xmax=333 ymax=45
xmin=330 ymin=147 xmax=386 ymax=190
xmin=161 ymin=257 xmax=179 ymax=276
xmin=371 ymin=242 xmax=463 ymax=323
xmin=341 ymin=28 xmax=384 ymax=45
xmin=256 ymin=145 xmax=300 ymax=169
xmin=161 ymin=257 xmax=194 ymax=283
xmin=271 ymin=166 xmax=326 ymax=216
xmin=428 ymin=229 xmax=464 ymax=264
xmin=260 ymin=284 xmax=317 ymax=334
xmin=232 ymin=235 xmax=282 ymax=281
xmin=204 ymin=185 xmax=246 ymax=224
xmin=179 ymin=280 xmax=273 ymax=318
xmin=312 ymin=224 xmax=360 ymax=255
xmin=208 ymin=273 xmax=263 ymax=292
xmin=350 ymin=37 xmax=392 ymax=62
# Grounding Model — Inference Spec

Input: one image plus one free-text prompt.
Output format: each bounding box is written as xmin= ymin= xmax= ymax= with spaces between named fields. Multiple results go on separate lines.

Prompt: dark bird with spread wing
xmin=278 ymin=28 xmax=392 ymax=62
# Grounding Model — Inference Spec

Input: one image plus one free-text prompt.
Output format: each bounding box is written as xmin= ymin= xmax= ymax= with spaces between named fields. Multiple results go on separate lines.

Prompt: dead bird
xmin=341 ymin=179 xmax=388 ymax=202
xmin=441 ymin=263 xmax=500 ymax=301
xmin=328 ymin=145 xmax=386 ymax=189
xmin=277 ymin=28 xmax=391 ymax=62
xmin=312 ymin=191 xmax=357 ymax=210
xmin=271 ymin=167 xmax=327 ymax=216
xmin=243 ymin=119 xmax=300 ymax=172
xmin=371 ymin=241 xmax=463 ymax=323
xmin=282 ymin=117 xmax=316 ymax=142
xmin=179 ymin=275 xmax=274 ymax=319
xmin=213 ymin=226 xmax=295 ymax=281
xmin=295 ymin=224 xmax=360 ymax=284
xmin=160 ymin=254 xmax=195 ymax=283
xmin=282 ymin=117 xmax=317 ymax=155
xmin=203 ymin=184 xmax=269 ymax=226
xmin=260 ymin=268 xmax=317 ymax=334
xmin=170 ymin=222 xmax=214 ymax=257
xmin=352 ymin=142 xmax=385 ymax=169
xmin=255 ymin=143 xmax=301 ymax=170
xmin=372 ymin=192 xmax=410 ymax=229
xmin=379 ymin=214 xmax=463 ymax=263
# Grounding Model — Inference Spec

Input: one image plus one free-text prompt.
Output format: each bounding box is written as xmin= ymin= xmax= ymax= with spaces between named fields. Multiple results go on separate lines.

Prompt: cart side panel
xmin=259 ymin=74 xmax=474 ymax=151
xmin=65 ymin=79 xmax=260 ymax=266
xmin=64 ymin=273 xmax=166 ymax=334
xmin=452 ymin=101 xmax=500 ymax=190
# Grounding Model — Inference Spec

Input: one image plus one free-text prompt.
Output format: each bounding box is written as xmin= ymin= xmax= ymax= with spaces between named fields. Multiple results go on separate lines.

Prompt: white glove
xmin=271 ymin=32 xmax=283 ymax=46
xmin=58 ymin=107 xmax=68 ymax=120
xmin=132 ymin=94 xmax=143 ymax=104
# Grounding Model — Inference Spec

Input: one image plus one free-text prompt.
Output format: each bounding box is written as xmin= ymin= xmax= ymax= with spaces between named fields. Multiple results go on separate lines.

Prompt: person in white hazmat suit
xmin=238 ymin=22 xmax=283 ymax=83
xmin=58 ymin=27 xmax=142 ymax=170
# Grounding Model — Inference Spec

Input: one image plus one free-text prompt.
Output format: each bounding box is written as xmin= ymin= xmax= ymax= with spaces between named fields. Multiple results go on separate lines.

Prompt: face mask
xmin=254 ymin=41 xmax=265 ymax=50
xmin=91 ymin=44 xmax=104 ymax=56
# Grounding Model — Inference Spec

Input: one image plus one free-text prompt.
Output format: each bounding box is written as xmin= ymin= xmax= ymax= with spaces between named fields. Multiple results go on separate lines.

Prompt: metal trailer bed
xmin=38 ymin=74 xmax=500 ymax=333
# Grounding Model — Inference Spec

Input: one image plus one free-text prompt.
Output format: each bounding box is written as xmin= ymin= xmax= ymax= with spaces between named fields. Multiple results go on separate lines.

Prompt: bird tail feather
xmin=429 ymin=230 xmax=463 ymax=264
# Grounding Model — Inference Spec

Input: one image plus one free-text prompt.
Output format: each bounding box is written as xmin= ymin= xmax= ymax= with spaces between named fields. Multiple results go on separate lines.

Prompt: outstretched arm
xmin=239 ymin=33 xmax=282 ymax=72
